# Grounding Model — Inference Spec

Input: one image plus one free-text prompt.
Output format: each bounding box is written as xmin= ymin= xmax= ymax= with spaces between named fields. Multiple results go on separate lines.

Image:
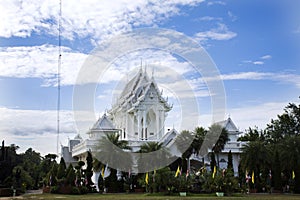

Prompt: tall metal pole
xmin=57 ymin=0 xmax=62 ymax=157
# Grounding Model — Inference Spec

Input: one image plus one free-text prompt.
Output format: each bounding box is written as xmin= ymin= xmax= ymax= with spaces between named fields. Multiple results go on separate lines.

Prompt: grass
xmin=3 ymin=193 xmax=300 ymax=200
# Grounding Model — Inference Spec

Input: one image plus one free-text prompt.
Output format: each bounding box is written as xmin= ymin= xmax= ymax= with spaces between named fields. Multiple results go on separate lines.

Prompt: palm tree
xmin=208 ymin=124 xmax=230 ymax=167
xmin=139 ymin=141 xmax=163 ymax=153
xmin=192 ymin=127 xmax=207 ymax=163
xmin=174 ymin=130 xmax=194 ymax=172
xmin=137 ymin=141 xmax=170 ymax=172
xmin=279 ymin=136 xmax=300 ymax=193
xmin=95 ymin=132 xmax=132 ymax=172
xmin=240 ymin=140 xmax=270 ymax=190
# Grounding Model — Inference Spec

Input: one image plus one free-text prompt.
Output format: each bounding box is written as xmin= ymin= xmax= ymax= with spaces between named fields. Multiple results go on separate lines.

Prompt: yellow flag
xmin=145 ymin=172 xmax=149 ymax=185
xmin=101 ymin=166 xmax=104 ymax=178
xmin=175 ymin=166 xmax=181 ymax=177
xmin=292 ymin=171 xmax=295 ymax=179
xmin=212 ymin=166 xmax=216 ymax=179
xmin=252 ymin=171 xmax=255 ymax=184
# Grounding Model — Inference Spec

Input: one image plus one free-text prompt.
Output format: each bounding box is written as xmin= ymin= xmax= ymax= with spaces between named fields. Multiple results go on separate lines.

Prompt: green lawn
xmin=3 ymin=193 xmax=300 ymax=200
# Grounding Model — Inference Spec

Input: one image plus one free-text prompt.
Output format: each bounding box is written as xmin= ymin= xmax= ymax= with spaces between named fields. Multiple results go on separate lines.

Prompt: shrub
xmin=71 ymin=187 xmax=80 ymax=195
xmin=79 ymin=186 xmax=89 ymax=194
xmin=50 ymin=186 xmax=59 ymax=194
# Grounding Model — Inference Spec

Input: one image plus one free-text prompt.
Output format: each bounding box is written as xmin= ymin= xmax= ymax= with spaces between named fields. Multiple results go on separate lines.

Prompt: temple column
xmin=156 ymin=109 xmax=159 ymax=140
xmin=159 ymin=110 xmax=163 ymax=138
xmin=143 ymin=110 xmax=147 ymax=140
xmin=137 ymin=111 xmax=141 ymax=141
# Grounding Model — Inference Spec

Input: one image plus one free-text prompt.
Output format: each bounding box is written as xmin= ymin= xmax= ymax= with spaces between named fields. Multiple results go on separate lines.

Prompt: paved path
xmin=0 ymin=189 xmax=43 ymax=199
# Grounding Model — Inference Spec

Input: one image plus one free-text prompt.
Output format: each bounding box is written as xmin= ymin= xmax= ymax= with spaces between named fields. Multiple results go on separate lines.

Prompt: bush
xmin=50 ymin=186 xmax=59 ymax=194
xmin=71 ymin=187 xmax=80 ymax=195
xmin=79 ymin=186 xmax=89 ymax=194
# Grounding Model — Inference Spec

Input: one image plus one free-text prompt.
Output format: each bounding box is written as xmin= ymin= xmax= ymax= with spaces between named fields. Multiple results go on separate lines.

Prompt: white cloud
xmin=195 ymin=16 xmax=222 ymax=21
xmin=166 ymin=98 xmax=293 ymax=133
xmin=260 ymin=55 xmax=272 ymax=60
xmin=0 ymin=107 xmax=104 ymax=154
xmin=207 ymin=1 xmax=226 ymax=6
xmin=242 ymin=54 xmax=271 ymax=65
xmin=0 ymin=107 xmax=77 ymax=155
xmin=228 ymin=101 xmax=293 ymax=131
xmin=0 ymin=44 xmax=209 ymax=90
xmin=0 ymin=107 xmax=76 ymax=136
xmin=227 ymin=11 xmax=237 ymax=22
xmin=0 ymin=45 xmax=87 ymax=86
xmin=253 ymin=61 xmax=264 ymax=65
xmin=0 ymin=0 xmax=205 ymax=42
xmin=194 ymin=23 xmax=237 ymax=42
xmin=220 ymin=71 xmax=300 ymax=88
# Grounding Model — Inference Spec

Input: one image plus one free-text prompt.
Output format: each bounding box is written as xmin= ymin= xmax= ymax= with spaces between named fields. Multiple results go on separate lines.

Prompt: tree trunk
xmin=216 ymin=153 xmax=220 ymax=168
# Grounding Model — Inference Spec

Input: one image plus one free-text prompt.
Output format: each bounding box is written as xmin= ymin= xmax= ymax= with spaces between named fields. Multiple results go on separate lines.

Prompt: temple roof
xmin=110 ymin=67 xmax=171 ymax=112
xmin=91 ymin=113 xmax=117 ymax=130
xmin=216 ymin=117 xmax=240 ymax=133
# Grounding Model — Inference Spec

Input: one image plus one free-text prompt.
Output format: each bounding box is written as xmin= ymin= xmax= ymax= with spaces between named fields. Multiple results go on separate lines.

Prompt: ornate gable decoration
xmin=92 ymin=113 xmax=117 ymax=131
xmin=111 ymin=67 xmax=172 ymax=113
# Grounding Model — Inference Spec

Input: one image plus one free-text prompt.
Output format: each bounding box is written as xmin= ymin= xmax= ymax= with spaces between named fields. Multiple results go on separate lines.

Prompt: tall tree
xmin=174 ymin=130 xmax=194 ymax=173
xmin=266 ymin=99 xmax=300 ymax=193
xmin=238 ymin=127 xmax=265 ymax=142
xmin=57 ymin=157 xmax=67 ymax=179
xmin=85 ymin=151 xmax=94 ymax=190
xmin=227 ymin=150 xmax=233 ymax=173
xmin=138 ymin=141 xmax=169 ymax=172
xmin=66 ymin=164 xmax=76 ymax=186
xmin=208 ymin=124 xmax=229 ymax=167
xmin=192 ymin=127 xmax=207 ymax=156
xmin=240 ymin=140 xmax=270 ymax=190
xmin=95 ymin=133 xmax=132 ymax=192
xmin=95 ymin=133 xmax=132 ymax=172
xmin=210 ymin=152 xmax=216 ymax=172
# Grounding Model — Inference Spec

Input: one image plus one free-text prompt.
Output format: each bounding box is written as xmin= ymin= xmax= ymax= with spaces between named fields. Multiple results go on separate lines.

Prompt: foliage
xmin=137 ymin=167 xmax=195 ymax=195
xmin=66 ymin=164 xmax=76 ymax=186
xmin=238 ymin=127 xmax=265 ymax=142
xmin=137 ymin=142 xmax=170 ymax=172
xmin=207 ymin=124 xmax=229 ymax=167
xmin=95 ymin=133 xmax=132 ymax=172
xmin=174 ymin=130 xmax=193 ymax=172
xmin=210 ymin=153 xmax=216 ymax=172
xmin=238 ymin=99 xmax=300 ymax=193
xmin=85 ymin=151 xmax=94 ymax=190
xmin=57 ymin=157 xmax=66 ymax=180
xmin=202 ymin=169 xmax=239 ymax=195
xmin=227 ymin=150 xmax=233 ymax=174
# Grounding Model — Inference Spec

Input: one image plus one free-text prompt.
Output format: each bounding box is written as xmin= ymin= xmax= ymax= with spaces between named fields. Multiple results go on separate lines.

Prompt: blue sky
xmin=0 ymin=0 xmax=300 ymax=155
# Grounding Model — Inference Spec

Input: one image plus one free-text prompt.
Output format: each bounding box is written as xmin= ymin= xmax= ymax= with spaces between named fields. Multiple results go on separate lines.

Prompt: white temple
xmin=63 ymin=67 xmax=178 ymax=162
xmin=62 ymin=66 xmax=245 ymax=183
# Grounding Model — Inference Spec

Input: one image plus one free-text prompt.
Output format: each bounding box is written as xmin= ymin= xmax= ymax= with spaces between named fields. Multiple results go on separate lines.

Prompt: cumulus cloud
xmin=194 ymin=23 xmax=237 ymax=42
xmin=1 ymin=99 xmax=291 ymax=155
xmin=0 ymin=45 xmax=87 ymax=86
xmin=0 ymin=0 xmax=205 ymax=43
xmin=0 ymin=107 xmax=76 ymax=136
xmin=0 ymin=43 xmax=212 ymax=99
